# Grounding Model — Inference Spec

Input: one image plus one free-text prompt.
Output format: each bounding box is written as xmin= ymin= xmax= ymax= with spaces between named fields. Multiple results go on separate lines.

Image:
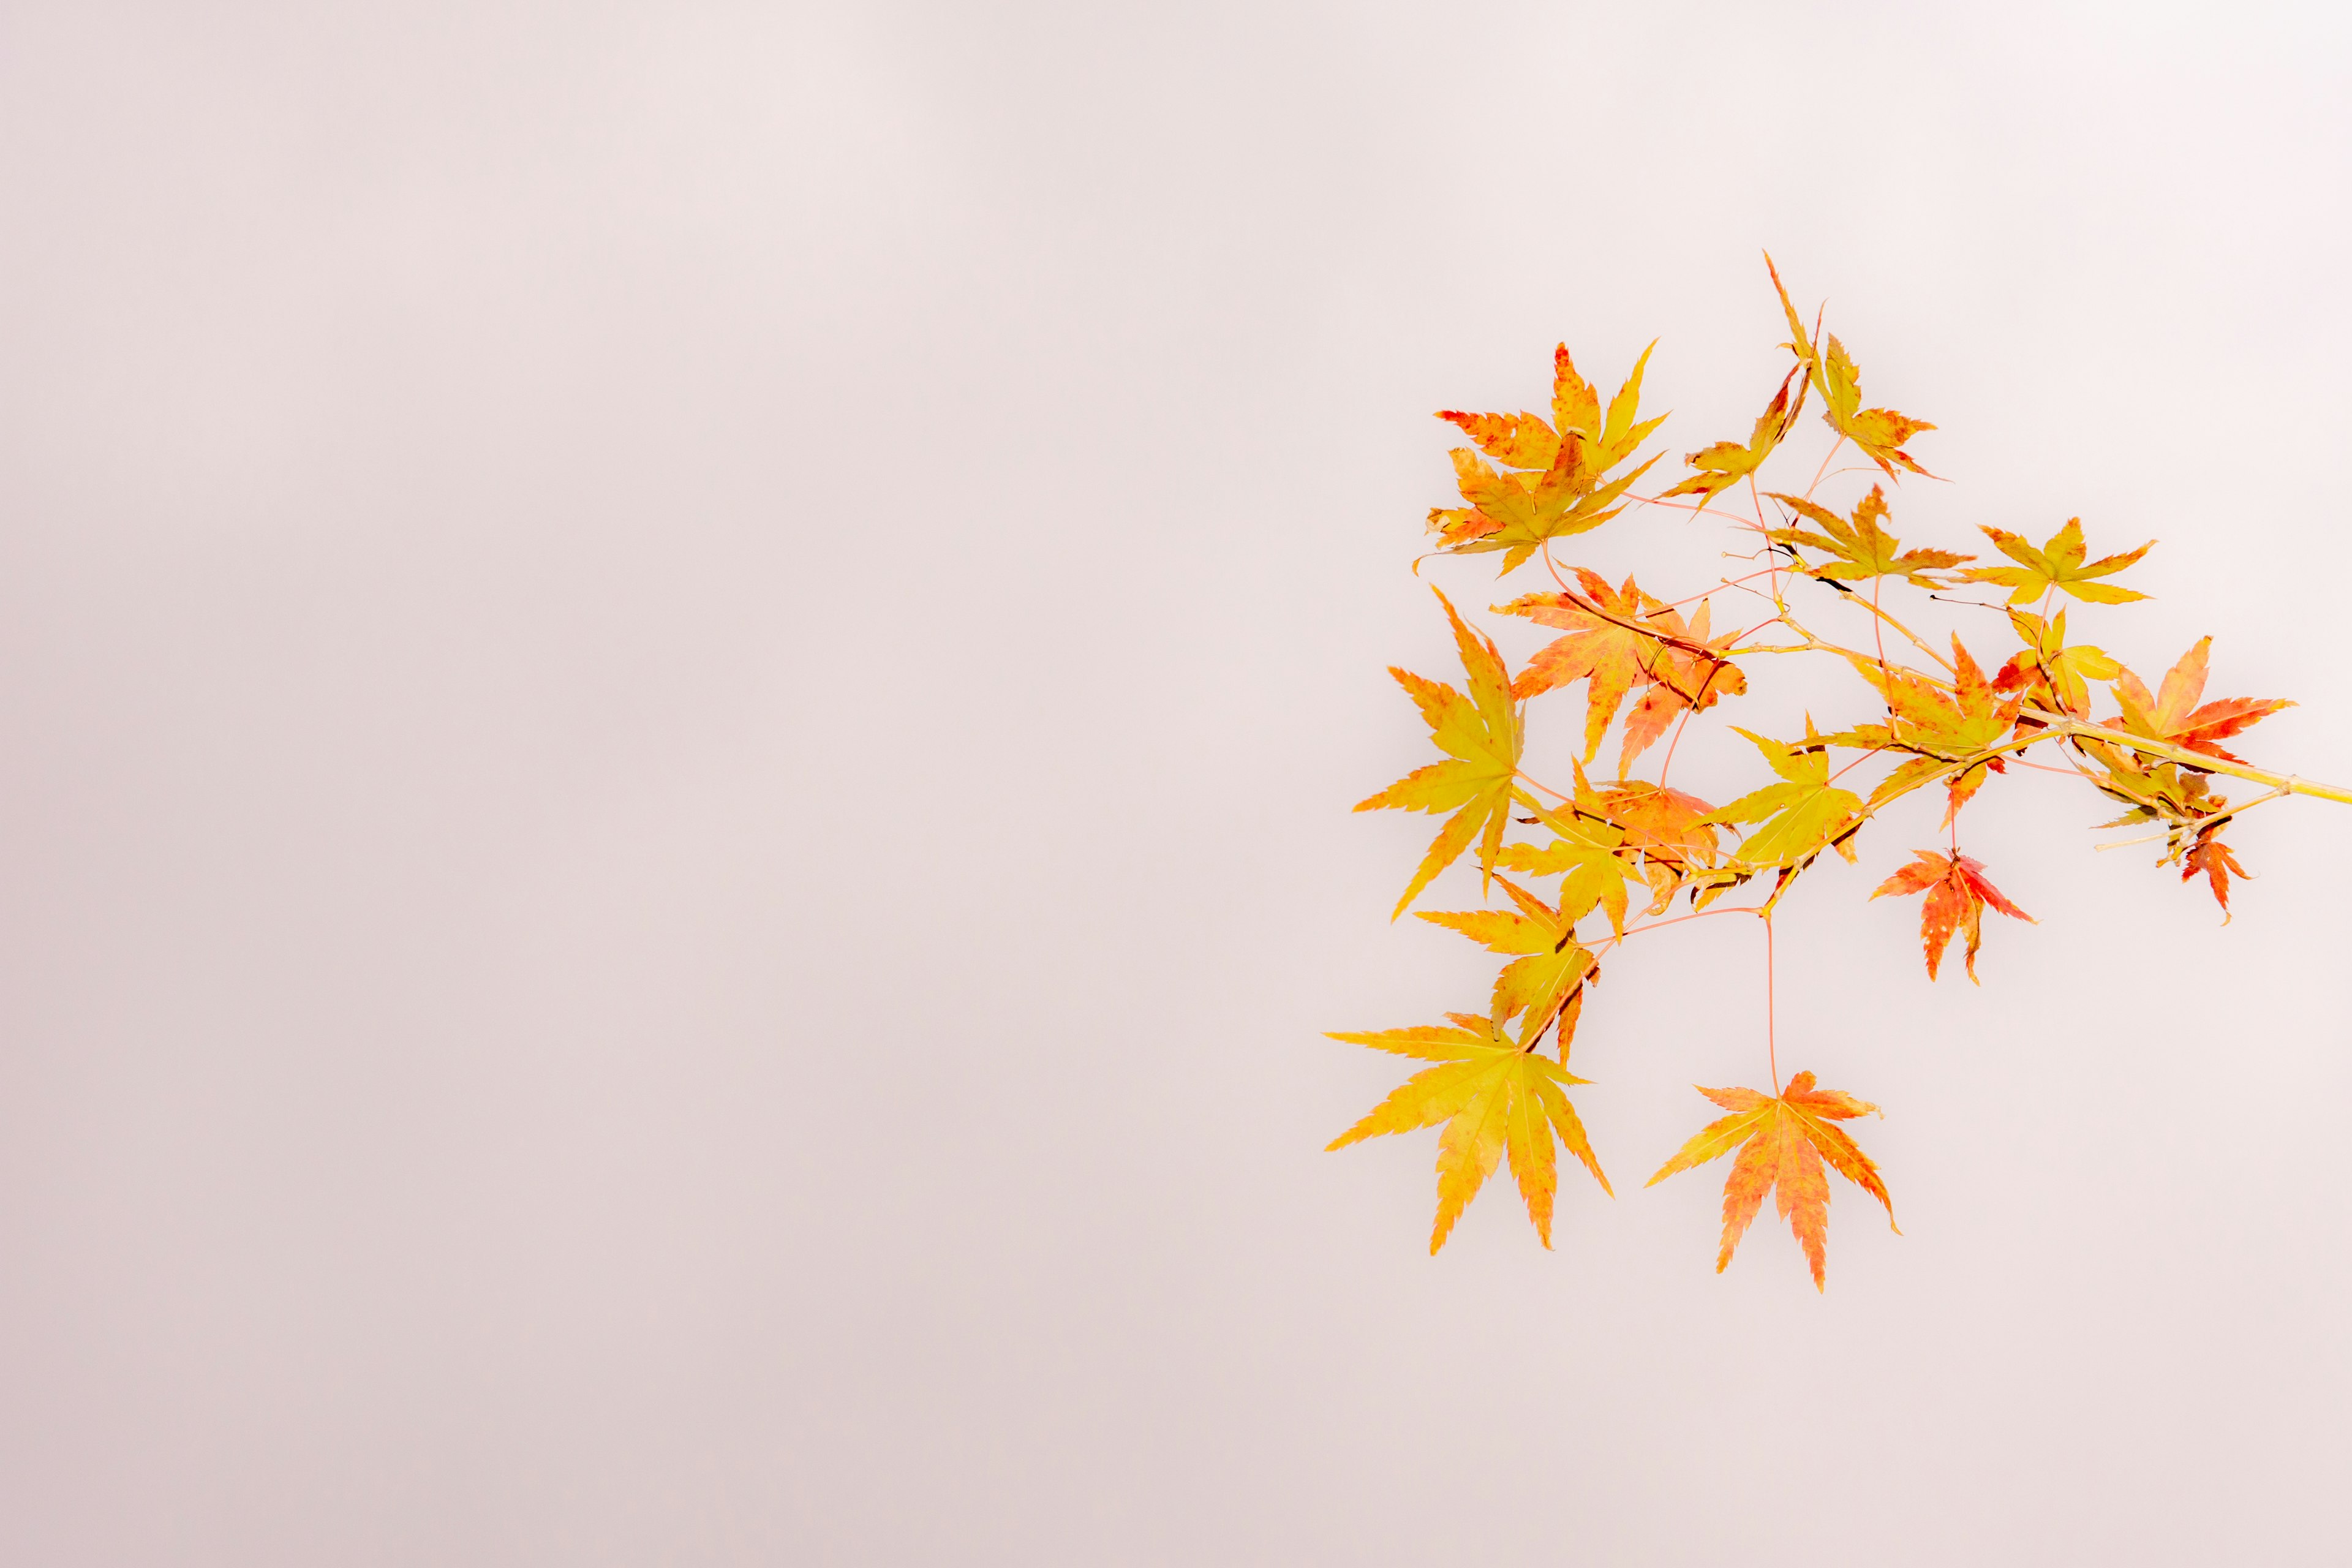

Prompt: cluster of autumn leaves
xmin=1335 ymin=258 xmax=2297 ymax=1288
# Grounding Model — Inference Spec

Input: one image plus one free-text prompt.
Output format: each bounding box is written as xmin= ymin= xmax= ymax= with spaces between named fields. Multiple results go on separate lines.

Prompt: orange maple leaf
xmin=1616 ymin=599 xmax=1747 ymax=774
xmin=1870 ymin=850 xmax=2035 ymax=981
xmin=2105 ymin=636 xmax=2293 ymax=766
xmin=1499 ymin=576 xmax=1745 ymax=774
xmin=2181 ymin=829 xmax=2252 ymax=918
xmin=1824 ymin=637 xmax=2021 ymax=824
xmin=1646 ymin=1072 xmax=1897 ymax=1290
xmin=1498 ymin=571 xmax=1667 ymax=761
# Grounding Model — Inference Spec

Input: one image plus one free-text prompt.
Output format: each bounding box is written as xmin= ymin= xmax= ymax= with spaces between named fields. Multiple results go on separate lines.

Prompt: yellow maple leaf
xmin=1355 ymin=587 xmax=1523 ymax=918
xmin=1766 ymin=253 xmax=1937 ymax=480
xmin=1328 ymin=1013 xmax=1611 ymax=1252
xmin=1961 ymin=518 xmax=2154 ymax=605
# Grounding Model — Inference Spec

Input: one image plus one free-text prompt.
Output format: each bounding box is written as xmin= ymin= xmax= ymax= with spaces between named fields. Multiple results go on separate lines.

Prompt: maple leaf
xmin=1430 ymin=345 xmax=1666 ymax=572
xmin=1498 ymin=572 xmax=1668 ymax=761
xmin=1763 ymin=484 xmax=1971 ymax=589
xmin=1646 ymin=1071 xmax=1897 ymax=1290
xmin=1554 ymin=341 xmax=1671 ymax=477
xmin=2181 ymin=828 xmax=2252 ymax=919
xmin=1328 ymin=1013 xmax=1611 ymax=1252
xmin=1494 ymin=798 xmax=1638 ymax=939
xmin=1704 ymin=723 xmax=1864 ymax=870
xmin=1825 ymin=638 xmax=2020 ymax=822
xmin=1870 ymin=850 xmax=2035 ymax=981
xmin=1499 ymin=576 xmax=1746 ymax=774
xmin=1661 ymin=364 xmax=1806 ymax=514
xmin=1434 ymin=409 xmax=1559 ymax=472
xmin=1418 ymin=875 xmax=1600 ymax=1046
xmin=1992 ymin=608 xmax=2120 ymax=719
xmin=1355 ymin=588 xmax=1523 ymax=918
xmin=1765 ymin=254 xmax=1936 ymax=480
xmin=1961 ymin=518 xmax=2154 ymax=606
xmin=2105 ymin=636 xmax=2293 ymax=766
xmin=1615 ymin=598 xmax=1749 ymax=775
xmin=1589 ymin=778 xmax=1722 ymax=867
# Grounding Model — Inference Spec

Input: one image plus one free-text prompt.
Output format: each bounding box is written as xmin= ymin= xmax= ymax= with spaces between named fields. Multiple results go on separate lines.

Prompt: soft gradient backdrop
xmin=5 ymin=1 xmax=2350 ymax=1562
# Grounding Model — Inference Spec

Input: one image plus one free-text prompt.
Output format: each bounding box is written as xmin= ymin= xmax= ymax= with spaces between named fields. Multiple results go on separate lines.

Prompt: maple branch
xmin=1849 ymin=591 xmax=1955 ymax=674
xmin=1769 ymin=609 xmax=1953 ymax=692
xmin=2093 ymin=785 xmax=2292 ymax=852
xmin=2021 ymin=712 xmax=2352 ymax=807
xmin=1515 ymin=771 xmax=1574 ymax=802
xmin=1656 ymin=569 xmax=1780 ymax=611
xmin=1802 ymin=434 xmax=1849 ymax=502
xmin=1590 ymin=903 xmax=1759 ymax=952
xmin=1631 ymin=492 xmax=1769 ymax=530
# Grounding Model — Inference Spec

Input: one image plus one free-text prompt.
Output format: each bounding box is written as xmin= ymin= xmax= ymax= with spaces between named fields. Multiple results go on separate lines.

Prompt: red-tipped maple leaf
xmin=1871 ymin=850 xmax=2036 ymax=981
xmin=2105 ymin=636 xmax=2293 ymax=766
xmin=1428 ymin=345 xmax=1665 ymax=572
xmin=1646 ymin=1071 xmax=1897 ymax=1290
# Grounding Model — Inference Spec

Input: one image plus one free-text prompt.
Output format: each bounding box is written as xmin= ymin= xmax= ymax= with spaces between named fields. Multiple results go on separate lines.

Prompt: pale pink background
xmin=4 ymin=2 xmax=2351 ymax=1562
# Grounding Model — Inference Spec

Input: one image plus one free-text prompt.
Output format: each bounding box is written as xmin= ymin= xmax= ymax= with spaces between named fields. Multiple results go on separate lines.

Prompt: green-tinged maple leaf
xmin=1704 ymin=723 xmax=1863 ymax=870
xmin=1763 ymin=484 xmax=1971 ymax=589
xmin=1646 ymin=1071 xmax=1896 ymax=1290
xmin=1765 ymin=254 xmax=1936 ymax=480
xmin=2105 ymin=636 xmax=2293 ymax=766
xmin=1662 ymin=364 xmax=1806 ymax=513
xmin=1993 ymin=608 xmax=2120 ymax=719
xmin=1429 ymin=345 xmax=1666 ymax=572
xmin=1420 ymin=874 xmax=1601 ymax=1046
xmin=1871 ymin=850 xmax=2035 ymax=981
xmin=1355 ymin=588 xmax=1523 ymax=918
xmin=1961 ymin=518 xmax=2154 ymax=605
xmin=1825 ymin=638 xmax=2020 ymax=821
xmin=1327 ymin=1014 xmax=1611 ymax=1252
xmin=1494 ymin=798 xmax=1638 ymax=939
